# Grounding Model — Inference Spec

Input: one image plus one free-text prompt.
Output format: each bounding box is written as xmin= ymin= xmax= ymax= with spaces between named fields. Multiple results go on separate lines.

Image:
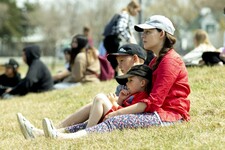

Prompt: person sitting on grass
xmin=53 ymin=34 xmax=100 ymax=89
xmin=0 ymin=58 xmax=21 ymax=97
xmin=16 ymin=43 xmax=147 ymax=139
xmin=41 ymin=64 xmax=152 ymax=138
xmin=2 ymin=45 xmax=53 ymax=98
xmin=16 ymin=15 xmax=190 ymax=140
xmin=52 ymin=47 xmax=71 ymax=84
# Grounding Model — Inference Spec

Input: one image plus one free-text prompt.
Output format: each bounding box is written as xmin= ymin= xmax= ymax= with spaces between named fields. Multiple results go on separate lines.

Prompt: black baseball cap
xmin=5 ymin=58 xmax=19 ymax=69
xmin=116 ymin=64 xmax=152 ymax=85
xmin=107 ymin=43 xmax=146 ymax=61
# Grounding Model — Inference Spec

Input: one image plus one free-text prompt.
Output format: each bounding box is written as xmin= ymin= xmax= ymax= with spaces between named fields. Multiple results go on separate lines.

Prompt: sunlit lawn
xmin=0 ymin=65 xmax=224 ymax=149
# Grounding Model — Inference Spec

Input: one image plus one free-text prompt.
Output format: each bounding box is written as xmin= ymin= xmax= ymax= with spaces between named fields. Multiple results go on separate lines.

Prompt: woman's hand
xmin=103 ymin=111 xmax=119 ymax=121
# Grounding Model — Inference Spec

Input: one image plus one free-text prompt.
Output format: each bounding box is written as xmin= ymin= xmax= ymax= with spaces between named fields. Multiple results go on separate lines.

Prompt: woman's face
xmin=116 ymin=55 xmax=135 ymax=74
xmin=71 ymin=38 xmax=78 ymax=49
xmin=141 ymin=29 xmax=162 ymax=53
xmin=130 ymin=7 xmax=140 ymax=16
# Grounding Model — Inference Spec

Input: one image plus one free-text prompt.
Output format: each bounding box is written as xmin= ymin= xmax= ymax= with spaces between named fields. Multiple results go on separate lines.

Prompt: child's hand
xmin=117 ymin=89 xmax=131 ymax=105
xmin=5 ymin=88 xmax=12 ymax=93
xmin=119 ymin=89 xmax=130 ymax=101
xmin=107 ymin=93 xmax=118 ymax=104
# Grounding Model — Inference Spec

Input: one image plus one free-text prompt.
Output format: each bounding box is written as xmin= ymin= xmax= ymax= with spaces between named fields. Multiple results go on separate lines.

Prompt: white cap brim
xmin=134 ymin=24 xmax=156 ymax=32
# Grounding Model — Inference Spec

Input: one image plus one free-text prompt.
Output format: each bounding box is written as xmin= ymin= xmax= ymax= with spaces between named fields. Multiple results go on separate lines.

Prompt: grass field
xmin=0 ymin=66 xmax=224 ymax=150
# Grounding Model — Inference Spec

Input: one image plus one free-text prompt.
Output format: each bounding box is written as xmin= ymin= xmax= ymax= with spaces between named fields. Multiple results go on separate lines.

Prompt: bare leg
xmin=55 ymin=129 xmax=88 ymax=139
xmin=86 ymin=94 xmax=112 ymax=128
xmin=57 ymin=102 xmax=92 ymax=128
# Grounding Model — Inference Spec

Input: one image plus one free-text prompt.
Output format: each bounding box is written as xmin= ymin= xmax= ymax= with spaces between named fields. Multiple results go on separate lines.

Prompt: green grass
xmin=0 ymin=66 xmax=225 ymax=149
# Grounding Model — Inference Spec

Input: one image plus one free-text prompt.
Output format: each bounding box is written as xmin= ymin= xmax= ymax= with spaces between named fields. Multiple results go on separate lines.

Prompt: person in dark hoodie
xmin=3 ymin=45 xmax=53 ymax=98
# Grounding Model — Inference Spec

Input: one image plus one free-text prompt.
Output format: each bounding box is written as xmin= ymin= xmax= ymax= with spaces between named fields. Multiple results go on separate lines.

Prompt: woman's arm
xmin=104 ymin=102 xmax=146 ymax=121
xmin=52 ymin=69 xmax=70 ymax=81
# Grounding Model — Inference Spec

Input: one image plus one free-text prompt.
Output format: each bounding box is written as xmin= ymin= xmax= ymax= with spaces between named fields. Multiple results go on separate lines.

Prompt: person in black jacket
xmin=3 ymin=45 xmax=53 ymax=97
xmin=0 ymin=58 xmax=21 ymax=96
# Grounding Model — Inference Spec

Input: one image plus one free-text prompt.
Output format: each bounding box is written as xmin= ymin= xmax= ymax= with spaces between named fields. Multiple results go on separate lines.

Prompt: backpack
xmin=103 ymin=14 xmax=121 ymax=37
xmin=98 ymin=55 xmax=115 ymax=81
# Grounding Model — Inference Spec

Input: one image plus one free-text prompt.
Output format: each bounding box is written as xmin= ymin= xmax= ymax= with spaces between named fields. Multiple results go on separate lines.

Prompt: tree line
xmin=0 ymin=0 xmax=224 ymax=56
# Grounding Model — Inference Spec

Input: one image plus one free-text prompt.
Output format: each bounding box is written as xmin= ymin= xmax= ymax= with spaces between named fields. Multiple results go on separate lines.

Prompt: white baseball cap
xmin=134 ymin=15 xmax=175 ymax=35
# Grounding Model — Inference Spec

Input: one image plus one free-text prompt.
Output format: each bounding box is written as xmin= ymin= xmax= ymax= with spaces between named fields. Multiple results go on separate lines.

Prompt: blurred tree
xmin=0 ymin=0 xmax=23 ymax=40
xmin=26 ymin=0 xmax=119 ymax=56
xmin=140 ymin=0 xmax=225 ymax=52
xmin=0 ymin=0 xmax=38 ymax=55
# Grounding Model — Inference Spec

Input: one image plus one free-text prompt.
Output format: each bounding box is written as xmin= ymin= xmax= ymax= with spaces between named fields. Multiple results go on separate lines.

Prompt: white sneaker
xmin=42 ymin=118 xmax=57 ymax=139
xmin=16 ymin=113 xmax=35 ymax=139
xmin=217 ymin=61 xmax=224 ymax=66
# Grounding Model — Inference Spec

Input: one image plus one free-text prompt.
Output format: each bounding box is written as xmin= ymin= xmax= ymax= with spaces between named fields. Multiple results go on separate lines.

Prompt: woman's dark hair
xmin=70 ymin=34 xmax=88 ymax=64
xmin=152 ymin=29 xmax=176 ymax=71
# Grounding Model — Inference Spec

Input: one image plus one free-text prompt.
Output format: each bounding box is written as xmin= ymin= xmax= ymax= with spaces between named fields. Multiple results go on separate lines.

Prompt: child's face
xmin=5 ymin=66 xmax=14 ymax=77
xmin=116 ymin=55 xmax=135 ymax=74
xmin=126 ymin=76 xmax=145 ymax=94
xmin=64 ymin=53 xmax=71 ymax=63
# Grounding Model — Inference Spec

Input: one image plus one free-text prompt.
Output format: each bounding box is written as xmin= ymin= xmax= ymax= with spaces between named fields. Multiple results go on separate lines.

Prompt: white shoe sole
xmin=16 ymin=113 xmax=35 ymax=139
xmin=42 ymin=118 xmax=57 ymax=139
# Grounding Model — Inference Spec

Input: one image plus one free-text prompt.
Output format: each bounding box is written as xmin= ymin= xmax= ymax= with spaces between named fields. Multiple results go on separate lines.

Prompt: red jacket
xmin=122 ymin=92 xmax=149 ymax=107
xmin=140 ymin=49 xmax=191 ymax=121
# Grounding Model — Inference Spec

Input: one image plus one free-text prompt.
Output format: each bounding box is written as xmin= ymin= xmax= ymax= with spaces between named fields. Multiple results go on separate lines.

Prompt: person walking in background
xmin=103 ymin=0 xmax=140 ymax=76
xmin=0 ymin=58 xmax=21 ymax=97
xmin=54 ymin=34 xmax=100 ymax=89
xmin=182 ymin=29 xmax=219 ymax=66
xmin=83 ymin=26 xmax=94 ymax=47
xmin=3 ymin=45 xmax=53 ymax=98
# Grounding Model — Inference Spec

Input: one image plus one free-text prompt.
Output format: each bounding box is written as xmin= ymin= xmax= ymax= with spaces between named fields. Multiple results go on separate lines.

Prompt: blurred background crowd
xmin=0 ymin=0 xmax=224 ymax=58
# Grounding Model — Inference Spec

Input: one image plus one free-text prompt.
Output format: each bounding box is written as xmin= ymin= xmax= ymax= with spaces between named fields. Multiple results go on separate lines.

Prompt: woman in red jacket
xmin=19 ymin=15 xmax=191 ymax=139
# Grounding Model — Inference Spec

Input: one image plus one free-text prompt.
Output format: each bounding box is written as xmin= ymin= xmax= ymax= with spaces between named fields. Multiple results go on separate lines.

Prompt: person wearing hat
xmin=37 ymin=64 xmax=152 ymax=138
xmin=0 ymin=58 xmax=21 ymax=97
xmin=103 ymin=0 xmax=140 ymax=76
xmin=16 ymin=15 xmax=191 ymax=140
xmin=16 ymin=43 xmax=147 ymax=139
xmin=3 ymin=45 xmax=53 ymax=97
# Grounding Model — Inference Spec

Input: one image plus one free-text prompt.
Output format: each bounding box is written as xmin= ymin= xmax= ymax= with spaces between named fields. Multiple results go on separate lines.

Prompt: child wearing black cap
xmin=16 ymin=43 xmax=149 ymax=139
xmin=0 ymin=58 xmax=21 ymax=97
xmin=102 ymin=64 xmax=152 ymax=122
xmin=38 ymin=64 xmax=152 ymax=138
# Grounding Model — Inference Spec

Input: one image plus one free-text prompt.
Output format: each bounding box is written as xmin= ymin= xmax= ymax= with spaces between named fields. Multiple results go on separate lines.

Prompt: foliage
xmin=0 ymin=66 xmax=224 ymax=149
xmin=0 ymin=0 xmax=23 ymax=40
xmin=0 ymin=0 xmax=36 ymax=40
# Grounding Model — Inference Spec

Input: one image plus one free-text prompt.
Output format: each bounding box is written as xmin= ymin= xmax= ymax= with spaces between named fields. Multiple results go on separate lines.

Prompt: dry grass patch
xmin=0 ymin=66 xmax=224 ymax=149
